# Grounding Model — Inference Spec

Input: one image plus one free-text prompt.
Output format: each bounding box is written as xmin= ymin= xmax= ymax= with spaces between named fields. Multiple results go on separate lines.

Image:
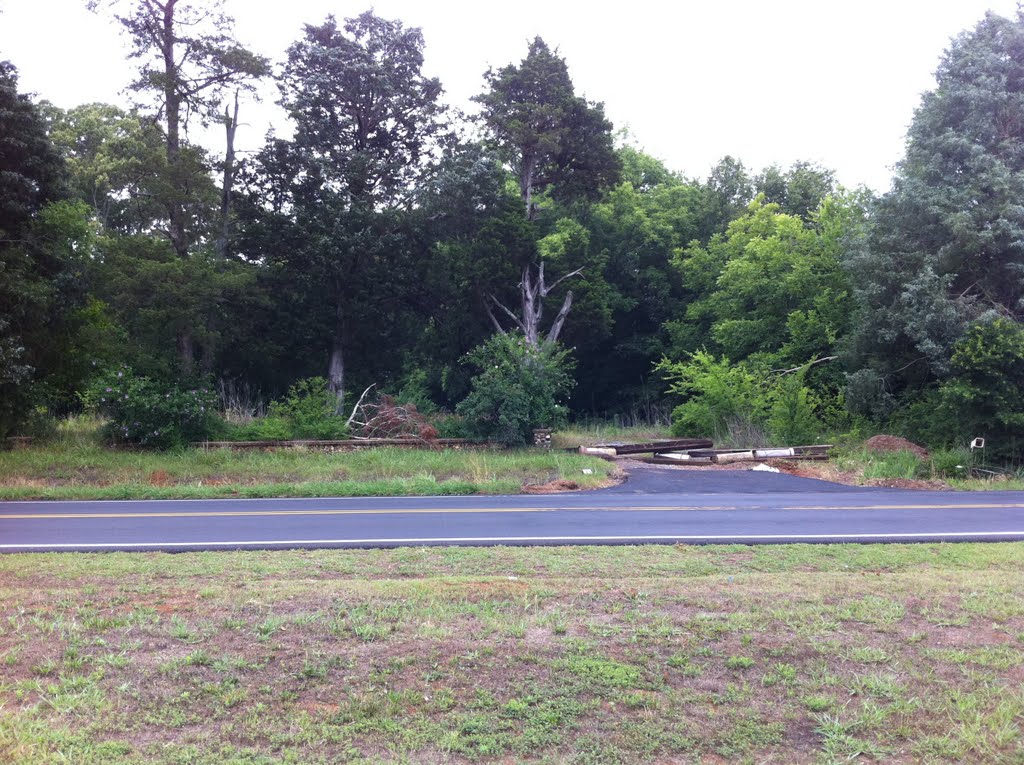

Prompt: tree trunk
xmin=200 ymin=340 xmax=215 ymax=374
xmin=520 ymin=153 xmax=536 ymax=221
xmin=520 ymin=265 xmax=541 ymax=346
xmin=546 ymin=291 xmax=574 ymax=345
xmin=216 ymin=92 xmax=239 ymax=259
xmin=488 ymin=261 xmax=583 ymax=349
xmin=327 ymin=301 xmax=346 ymax=413
xmin=161 ymin=0 xmax=188 ymax=258
xmin=177 ymin=329 xmax=195 ymax=376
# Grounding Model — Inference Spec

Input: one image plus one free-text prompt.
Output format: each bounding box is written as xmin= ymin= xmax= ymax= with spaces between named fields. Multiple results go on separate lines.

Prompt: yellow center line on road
xmin=783 ymin=503 xmax=1024 ymax=511
xmin=0 ymin=505 xmax=739 ymax=520
xmin=1 ymin=502 xmax=1023 ymax=521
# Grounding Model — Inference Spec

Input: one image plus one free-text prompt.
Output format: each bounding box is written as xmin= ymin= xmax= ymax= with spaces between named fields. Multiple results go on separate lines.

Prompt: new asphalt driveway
xmin=2 ymin=466 xmax=1024 ymax=552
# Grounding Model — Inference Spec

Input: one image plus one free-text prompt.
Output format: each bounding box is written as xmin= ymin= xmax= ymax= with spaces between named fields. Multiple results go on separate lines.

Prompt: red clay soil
xmin=773 ymin=460 xmax=951 ymax=490
xmin=864 ymin=434 xmax=930 ymax=458
xmin=521 ymin=479 xmax=581 ymax=493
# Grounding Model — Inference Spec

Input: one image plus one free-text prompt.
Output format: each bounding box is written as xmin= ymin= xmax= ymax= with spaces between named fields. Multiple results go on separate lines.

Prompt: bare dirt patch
xmin=521 ymin=478 xmax=580 ymax=493
xmin=775 ymin=460 xmax=951 ymax=490
xmin=148 ymin=469 xmax=171 ymax=486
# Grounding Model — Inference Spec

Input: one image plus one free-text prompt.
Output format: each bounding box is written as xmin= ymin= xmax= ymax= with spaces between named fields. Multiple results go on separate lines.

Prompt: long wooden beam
xmin=594 ymin=438 xmax=714 ymax=455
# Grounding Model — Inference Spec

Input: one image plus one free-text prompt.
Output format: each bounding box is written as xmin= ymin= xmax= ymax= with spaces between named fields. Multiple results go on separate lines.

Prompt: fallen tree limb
xmin=345 ymin=383 xmax=376 ymax=427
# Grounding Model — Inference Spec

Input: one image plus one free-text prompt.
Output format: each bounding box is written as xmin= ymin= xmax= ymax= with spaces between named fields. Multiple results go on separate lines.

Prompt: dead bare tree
xmin=215 ymin=91 xmax=240 ymax=259
xmin=485 ymin=261 xmax=583 ymax=347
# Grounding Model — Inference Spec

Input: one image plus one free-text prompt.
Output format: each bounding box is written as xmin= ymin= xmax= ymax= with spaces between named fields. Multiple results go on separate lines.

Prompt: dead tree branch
xmin=771 ymin=356 xmax=838 ymax=375
xmin=345 ymin=383 xmax=376 ymax=428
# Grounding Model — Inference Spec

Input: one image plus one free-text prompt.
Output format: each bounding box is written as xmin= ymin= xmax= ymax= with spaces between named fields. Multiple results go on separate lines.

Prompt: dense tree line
xmin=2 ymin=3 xmax=1023 ymax=458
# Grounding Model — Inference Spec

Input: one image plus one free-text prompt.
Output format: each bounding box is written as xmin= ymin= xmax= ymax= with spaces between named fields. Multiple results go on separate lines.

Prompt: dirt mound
xmin=774 ymin=459 xmax=950 ymax=490
xmin=522 ymin=479 xmax=580 ymax=494
xmin=148 ymin=469 xmax=172 ymax=486
xmin=864 ymin=435 xmax=929 ymax=459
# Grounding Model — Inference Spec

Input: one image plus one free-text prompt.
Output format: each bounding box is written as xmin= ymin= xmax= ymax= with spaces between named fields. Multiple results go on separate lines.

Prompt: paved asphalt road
xmin=2 ymin=467 xmax=1024 ymax=552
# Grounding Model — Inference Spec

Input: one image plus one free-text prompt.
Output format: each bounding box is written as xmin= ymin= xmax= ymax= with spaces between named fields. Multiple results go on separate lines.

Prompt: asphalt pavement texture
xmin=3 ymin=465 xmax=1024 ymax=552
xmin=604 ymin=464 xmax=866 ymax=494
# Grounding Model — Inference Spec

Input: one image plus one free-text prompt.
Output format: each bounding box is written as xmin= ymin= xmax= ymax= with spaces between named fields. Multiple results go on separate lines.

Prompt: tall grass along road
xmin=0 ymin=441 xmax=616 ymax=501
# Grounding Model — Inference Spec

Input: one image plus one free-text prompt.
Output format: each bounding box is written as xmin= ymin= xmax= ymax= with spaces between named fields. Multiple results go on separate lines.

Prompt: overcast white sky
xmin=1 ymin=0 xmax=1020 ymax=191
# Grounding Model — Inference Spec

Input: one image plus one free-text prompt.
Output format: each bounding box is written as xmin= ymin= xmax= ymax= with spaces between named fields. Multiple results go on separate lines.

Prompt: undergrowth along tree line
xmin=2 ymin=4 xmax=1024 ymax=458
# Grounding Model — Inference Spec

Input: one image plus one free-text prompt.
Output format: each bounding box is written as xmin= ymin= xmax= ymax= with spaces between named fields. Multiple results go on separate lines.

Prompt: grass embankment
xmin=819 ymin=447 xmax=1024 ymax=491
xmin=0 ymin=421 xmax=615 ymax=500
xmin=1 ymin=544 xmax=1023 ymax=763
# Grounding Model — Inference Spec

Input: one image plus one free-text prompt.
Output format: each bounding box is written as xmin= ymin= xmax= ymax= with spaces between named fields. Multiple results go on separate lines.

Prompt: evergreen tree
xmin=244 ymin=11 xmax=448 ymax=406
xmin=474 ymin=37 xmax=620 ymax=349
xmin=0 ymin=62 xmax=102 ymax=432
xmin=846 ymin=11 xmax=1024 ymax=416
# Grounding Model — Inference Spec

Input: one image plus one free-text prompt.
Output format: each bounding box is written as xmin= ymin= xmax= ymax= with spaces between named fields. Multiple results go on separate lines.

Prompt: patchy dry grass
xmin=1 ymin=543 xmax=1023 ymax=763
xmin=0 ymin=442 xmax=616 ymax=501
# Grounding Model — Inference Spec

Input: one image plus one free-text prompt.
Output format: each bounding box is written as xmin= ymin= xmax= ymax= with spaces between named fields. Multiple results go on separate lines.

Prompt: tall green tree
xmin=43 ymin=102 xmax=168 ymax=233
xmin=0 ymin=63 xmax=108 ymax=432
xmin=1 ymin=60 xmax=64 ymax=433
xmin=245 ymin=11 xmax=448 ymax=406
xmin=695 ymin=155 xmax=754 ymax=239
xmin=845 ymin=10 xmax=1024 ymax=416
xmin=86 ymin=0 xmax=269 ymax=374
xmin=89 ymin=0 xmax=269 ymax=258
xmin=669 ymin=194 xmax=864 ymax=374
xmin=569 ymin=148 xmax=700 ymax=413
xmin=473 ymin=38 xmax=620 ymax=350
xmin=755 ymin=161 xmax=837 ymax=220
xmin=0 ymin=62 xmax=64 ymax=236
xmin=406 ymin=143 xmax=535 ymax=404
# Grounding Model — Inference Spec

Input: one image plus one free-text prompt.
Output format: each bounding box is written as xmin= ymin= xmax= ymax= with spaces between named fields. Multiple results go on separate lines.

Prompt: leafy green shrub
xmin=214 ymin=379 xmax=348 ymax=442
xmin=928 ymin=447 xmax=973 ymax=478
xmin=658 ymin=351 xmax=768 ymax=438
xmin=457 ymin=333 xmax=574 ymax=446
xmin=767 ymin=367 xmax=822 ymax=445
xmin=431 ymin=413 xmax=471 ymax=439
xmin=844 ymin=368 xmax=898 ymax=421
xmin=394 ymin=369 xmax=438 ymax=415
xmin=933 ymin=319 xmax=1024 ymax=461
xmin=267 ymin=377 xmax=349 ymax=440
xmin=0 ymin=320 xmax=38 ymax=438
xmin=87 ymin=367 xmax=218 ymax=449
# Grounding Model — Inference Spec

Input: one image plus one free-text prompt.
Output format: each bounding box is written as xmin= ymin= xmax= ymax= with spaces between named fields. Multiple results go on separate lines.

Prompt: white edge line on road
xmin=3 ymin=531 xmax=1024 ymax=549
xmin=0 ymin=494 xmax=568 ymax=505
xmin=5 ymin=503 xmax=1024 ymax=519
xmin=3 ymin=491 xmax=1016 ymax=505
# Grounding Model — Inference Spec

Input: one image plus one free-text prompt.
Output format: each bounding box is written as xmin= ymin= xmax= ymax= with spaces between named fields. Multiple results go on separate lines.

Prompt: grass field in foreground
xmin=1 ymin=543 xmax=1022 ymax=764
xmin=0 ymin=442 xmax=616 ymax=500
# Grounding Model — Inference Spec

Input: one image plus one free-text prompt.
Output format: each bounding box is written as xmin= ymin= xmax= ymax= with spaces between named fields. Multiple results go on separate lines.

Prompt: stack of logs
xmin=580 ymin=439 xmax=831 ymax=464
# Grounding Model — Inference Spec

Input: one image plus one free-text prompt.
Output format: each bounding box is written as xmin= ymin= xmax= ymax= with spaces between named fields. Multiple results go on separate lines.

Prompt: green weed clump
xmin=220 ymin=377 xmax=349 ymax=441
xmin=86 ymin=367 xmax=218 ymax=448
xmin=860 ymin=450 xmax=924 ymax=480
